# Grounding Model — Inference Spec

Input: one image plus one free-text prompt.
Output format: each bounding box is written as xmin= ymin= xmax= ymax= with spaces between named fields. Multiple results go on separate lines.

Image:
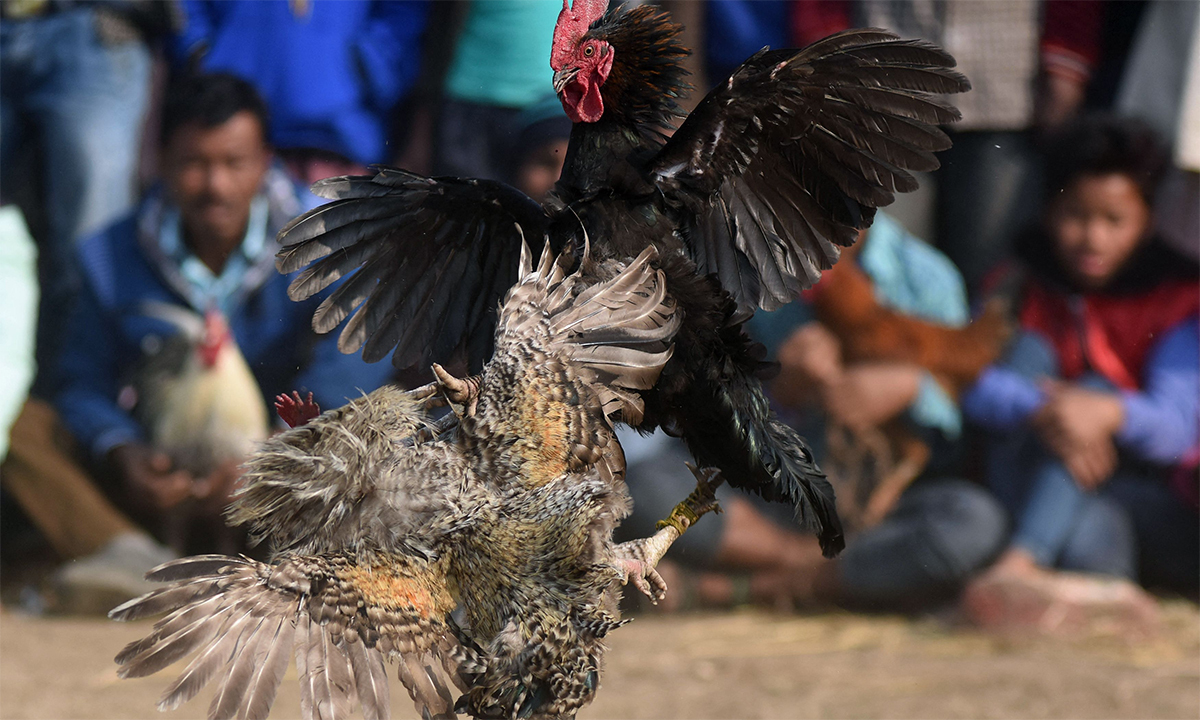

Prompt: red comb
xmin=551 ymin=0 xmax=609 ymax=70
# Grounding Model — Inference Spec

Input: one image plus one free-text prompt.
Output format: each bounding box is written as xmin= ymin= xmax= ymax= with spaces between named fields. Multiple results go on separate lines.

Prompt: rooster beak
xmin=553 ymin=66 xmax=579 ymax=93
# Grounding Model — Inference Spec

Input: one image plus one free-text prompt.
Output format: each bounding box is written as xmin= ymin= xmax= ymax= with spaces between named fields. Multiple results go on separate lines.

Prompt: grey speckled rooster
xmin=109 ymin=244 xmax=722 ymax=720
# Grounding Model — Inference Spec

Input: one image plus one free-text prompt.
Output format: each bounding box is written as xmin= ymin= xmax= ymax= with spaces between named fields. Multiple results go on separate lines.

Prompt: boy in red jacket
xmin=963 ymin=116 xmax=1199 ymax=631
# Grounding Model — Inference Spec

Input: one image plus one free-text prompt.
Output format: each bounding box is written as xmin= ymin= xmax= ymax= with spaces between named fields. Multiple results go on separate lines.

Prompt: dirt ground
xmin=1 ymin=601 xmax=1197 ymax=720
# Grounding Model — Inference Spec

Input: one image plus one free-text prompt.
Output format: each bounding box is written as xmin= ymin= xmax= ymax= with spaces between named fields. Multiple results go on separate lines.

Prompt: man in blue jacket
xmin=1 ymin=73 xmax=393 ymax=610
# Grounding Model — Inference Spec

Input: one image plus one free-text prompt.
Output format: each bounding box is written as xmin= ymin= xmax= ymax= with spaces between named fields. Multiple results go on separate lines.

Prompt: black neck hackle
xmin=589 ymin=4 xmax=691 ymax=132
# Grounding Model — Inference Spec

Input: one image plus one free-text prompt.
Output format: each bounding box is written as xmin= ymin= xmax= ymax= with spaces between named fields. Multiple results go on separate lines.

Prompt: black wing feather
xmin=649 ymin=28 xmax=969 ymax=311
xmin=277 ymin=168 xmax=551 ymax=371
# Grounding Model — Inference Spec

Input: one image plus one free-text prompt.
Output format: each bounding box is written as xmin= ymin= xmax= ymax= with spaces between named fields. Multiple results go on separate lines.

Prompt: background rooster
xmin=277 ymin=0 xmax=971 ymax=557
xmin=121 ymin=302 xmax=270 ymax=550
xmin=111 ymin=245 xmax=722 ymax=720
xmin=129 ymin=301 xmax=270 ymax=481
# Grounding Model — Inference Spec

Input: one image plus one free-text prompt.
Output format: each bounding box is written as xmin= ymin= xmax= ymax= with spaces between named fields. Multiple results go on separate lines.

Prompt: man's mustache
xmin=191 ymin=195 xmax=238 ymax=211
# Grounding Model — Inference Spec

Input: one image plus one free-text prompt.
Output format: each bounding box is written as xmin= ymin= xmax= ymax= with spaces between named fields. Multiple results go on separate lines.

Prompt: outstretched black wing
xmin=649 ymin=28 xmax=969 ymax=312
xmin=277 ymin=168 xmax=552 ymax=372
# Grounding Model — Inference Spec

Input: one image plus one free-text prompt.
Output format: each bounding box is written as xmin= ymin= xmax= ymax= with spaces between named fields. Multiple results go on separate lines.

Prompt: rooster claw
xmin=432 ymin=364 xmax=481 ymax=417
xmin=275 ymin=391 xmax=320 ymax=428
xmin=616 ymin=558 xmax=668 ymax=604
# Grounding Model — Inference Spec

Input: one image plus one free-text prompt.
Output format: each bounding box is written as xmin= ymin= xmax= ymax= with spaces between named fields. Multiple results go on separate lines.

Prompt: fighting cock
xmin=276 ymin=0 xmax=970 ymax=556
xmin=111 ymin=245 xmax=723 ymax=720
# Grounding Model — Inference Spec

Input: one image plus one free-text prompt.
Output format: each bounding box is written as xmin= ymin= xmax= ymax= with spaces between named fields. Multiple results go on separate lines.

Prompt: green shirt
xmin=445 ymin=0 xmax=561 ymax=108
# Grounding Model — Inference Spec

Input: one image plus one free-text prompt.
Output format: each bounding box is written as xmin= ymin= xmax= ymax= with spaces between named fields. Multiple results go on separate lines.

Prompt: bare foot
xmin=962 ymin=549 xmax=1159 ymax=638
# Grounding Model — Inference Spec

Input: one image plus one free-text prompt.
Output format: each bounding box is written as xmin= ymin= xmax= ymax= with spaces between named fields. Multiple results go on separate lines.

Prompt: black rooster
xmin=277 ymin=0 xmax=969 ymax=557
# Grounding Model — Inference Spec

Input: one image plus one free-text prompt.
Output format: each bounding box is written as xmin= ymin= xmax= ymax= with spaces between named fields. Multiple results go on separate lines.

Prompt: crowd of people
xmin=0 ymin=0 xmax=1195 ymax=637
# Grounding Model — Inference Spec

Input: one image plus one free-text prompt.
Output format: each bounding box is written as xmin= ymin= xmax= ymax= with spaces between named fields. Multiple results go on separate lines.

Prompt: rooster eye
xmin=583 ymin=45 xmax=595 ymax=57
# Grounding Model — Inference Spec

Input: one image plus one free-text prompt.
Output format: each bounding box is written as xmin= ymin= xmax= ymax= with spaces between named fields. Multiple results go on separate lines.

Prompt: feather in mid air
xmin=276 ymin=0 xmax=971 ymax=558
xmin=111 ymin=245 xmax=724 ymax=720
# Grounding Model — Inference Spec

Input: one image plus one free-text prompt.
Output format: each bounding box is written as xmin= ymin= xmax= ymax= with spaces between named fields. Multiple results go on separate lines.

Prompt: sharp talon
xmin=617 ymin=558 xmax=666 ymax=603
xmin=431 ymin=363 xmax=480 ymax=416
xmin=681 ymin=463 xmax=725 ymax=518
xmin=431 ymin=363 xmax=468 ymax=399
xmin=408 ymin=382 xmax=439 ymax=399
xmin=645 ymin=568 xmax=668 ymax=602
xmin=407 ymin=381 xmax=448 ymax=410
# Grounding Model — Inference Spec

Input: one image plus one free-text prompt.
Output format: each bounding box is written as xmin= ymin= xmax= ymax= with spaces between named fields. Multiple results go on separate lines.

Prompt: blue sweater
xmin=54 ymin=170 xmax=394 ymax=459
xmin=963 ymin=319 xmax=1200 ymax=466
xmin=174 ymin=0 xmax=429 ymax=165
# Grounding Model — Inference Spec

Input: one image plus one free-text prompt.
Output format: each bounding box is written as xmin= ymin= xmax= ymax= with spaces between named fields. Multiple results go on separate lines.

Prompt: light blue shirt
xmin=157 ymin=195 xmax=269 ymax=317
xmin=859 ymin=213 xmax=969 ymax=438
xmin=445 ymin=0 xmax=561 ymax=107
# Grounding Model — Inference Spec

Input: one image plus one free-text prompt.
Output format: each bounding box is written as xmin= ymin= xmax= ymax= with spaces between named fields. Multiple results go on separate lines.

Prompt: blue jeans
xmin=1 ymin=8 xmax=151 ymax=392
xmin=987 ymin=334 xmax=1199 ymax=593
xmin=837 ymin=479 xmax=1007 ymax=610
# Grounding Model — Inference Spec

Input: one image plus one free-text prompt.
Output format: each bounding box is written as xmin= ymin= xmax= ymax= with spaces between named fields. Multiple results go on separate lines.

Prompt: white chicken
xmin=130 ymin=302 xmax=269 ymax=480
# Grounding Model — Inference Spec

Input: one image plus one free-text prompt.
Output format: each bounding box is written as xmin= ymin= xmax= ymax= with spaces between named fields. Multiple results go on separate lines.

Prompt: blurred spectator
xmin=732 ymin=1 xmax=1107 ymax=289
xmin=0 ymin=74 xmax=393 ymax=612
xmin=1 ymin=1 xmax=169 ymax=396
xmin=962 ymin=117 xmax=1198 ymax=631
xmin=172 ymin=0 xmax=428 ymax=183
xmin=509 ymin=94 xmax=572 ymax=200
xmin=433 ymin=0 xmax=561 ymax=181
xmin=619 ymin=212 xmax=1009 ymax=613
xmin=0 ymin=206 xmax=38 ymax=458
xmin=922 ymin=0 xmax=1103 ymax=297
xmin=1115 ymin=0 xmax=1200 ymax=259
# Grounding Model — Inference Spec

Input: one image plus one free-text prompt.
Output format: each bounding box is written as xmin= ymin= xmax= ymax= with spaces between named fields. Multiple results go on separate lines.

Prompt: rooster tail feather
xmin=677 ymin=374 xmax=845 ymax=556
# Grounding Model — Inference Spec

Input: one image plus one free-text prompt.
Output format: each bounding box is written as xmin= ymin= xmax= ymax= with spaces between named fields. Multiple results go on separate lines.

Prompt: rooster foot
xmin=431 ymin=364 xmax=481 ymax=417
xmin=614 ymin=466 xmax=724 ymax=605
xmin=614 ymin=555 xmax=668 ymax=603
xmin=275 ymin=391 xmax=320 ymax=428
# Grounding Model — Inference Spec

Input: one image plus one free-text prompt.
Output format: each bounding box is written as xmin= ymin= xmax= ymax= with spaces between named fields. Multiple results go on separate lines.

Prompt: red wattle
xmin=578 ymin=81 xmax=604 ymax=123
xmin=562 ymin=77 xmax=604 ymax=124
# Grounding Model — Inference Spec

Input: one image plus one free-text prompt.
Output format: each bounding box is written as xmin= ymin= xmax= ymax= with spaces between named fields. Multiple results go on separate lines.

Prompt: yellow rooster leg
xmin=614 ymin=464 xmax=724 ymax=603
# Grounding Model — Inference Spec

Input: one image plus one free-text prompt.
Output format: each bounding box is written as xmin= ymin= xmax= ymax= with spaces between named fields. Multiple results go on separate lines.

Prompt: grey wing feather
xmin=464 ymin=243 xmax=680 ymax=496
xmin=492 ymin=243 xmax=681 ymax=427
xmin=111 ymin=553 xmax=460 ymax=720
xmin=238 ymin=612 xmax=295 ymax=720
xmin=346 ymin=638 xmax=392 ymax=720
xmin=229 ymin=384 xmax=462 ymax=556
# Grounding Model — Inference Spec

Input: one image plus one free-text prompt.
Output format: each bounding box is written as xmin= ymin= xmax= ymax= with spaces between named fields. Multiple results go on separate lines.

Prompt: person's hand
xmin=823 ymin=362 xmax=922 ymax=433
xmin=773 ymin=323 xmax=843 ymax=408
xmin=1058 ymin=437 xmax=1119 ymax=491
xmin=110 ymin=442 xmax=193 ymax=511
xmin=192 ymin=458 xmax=243 ymax=515
xmin=1033 ymin=383 xmax=1124 ymax=489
